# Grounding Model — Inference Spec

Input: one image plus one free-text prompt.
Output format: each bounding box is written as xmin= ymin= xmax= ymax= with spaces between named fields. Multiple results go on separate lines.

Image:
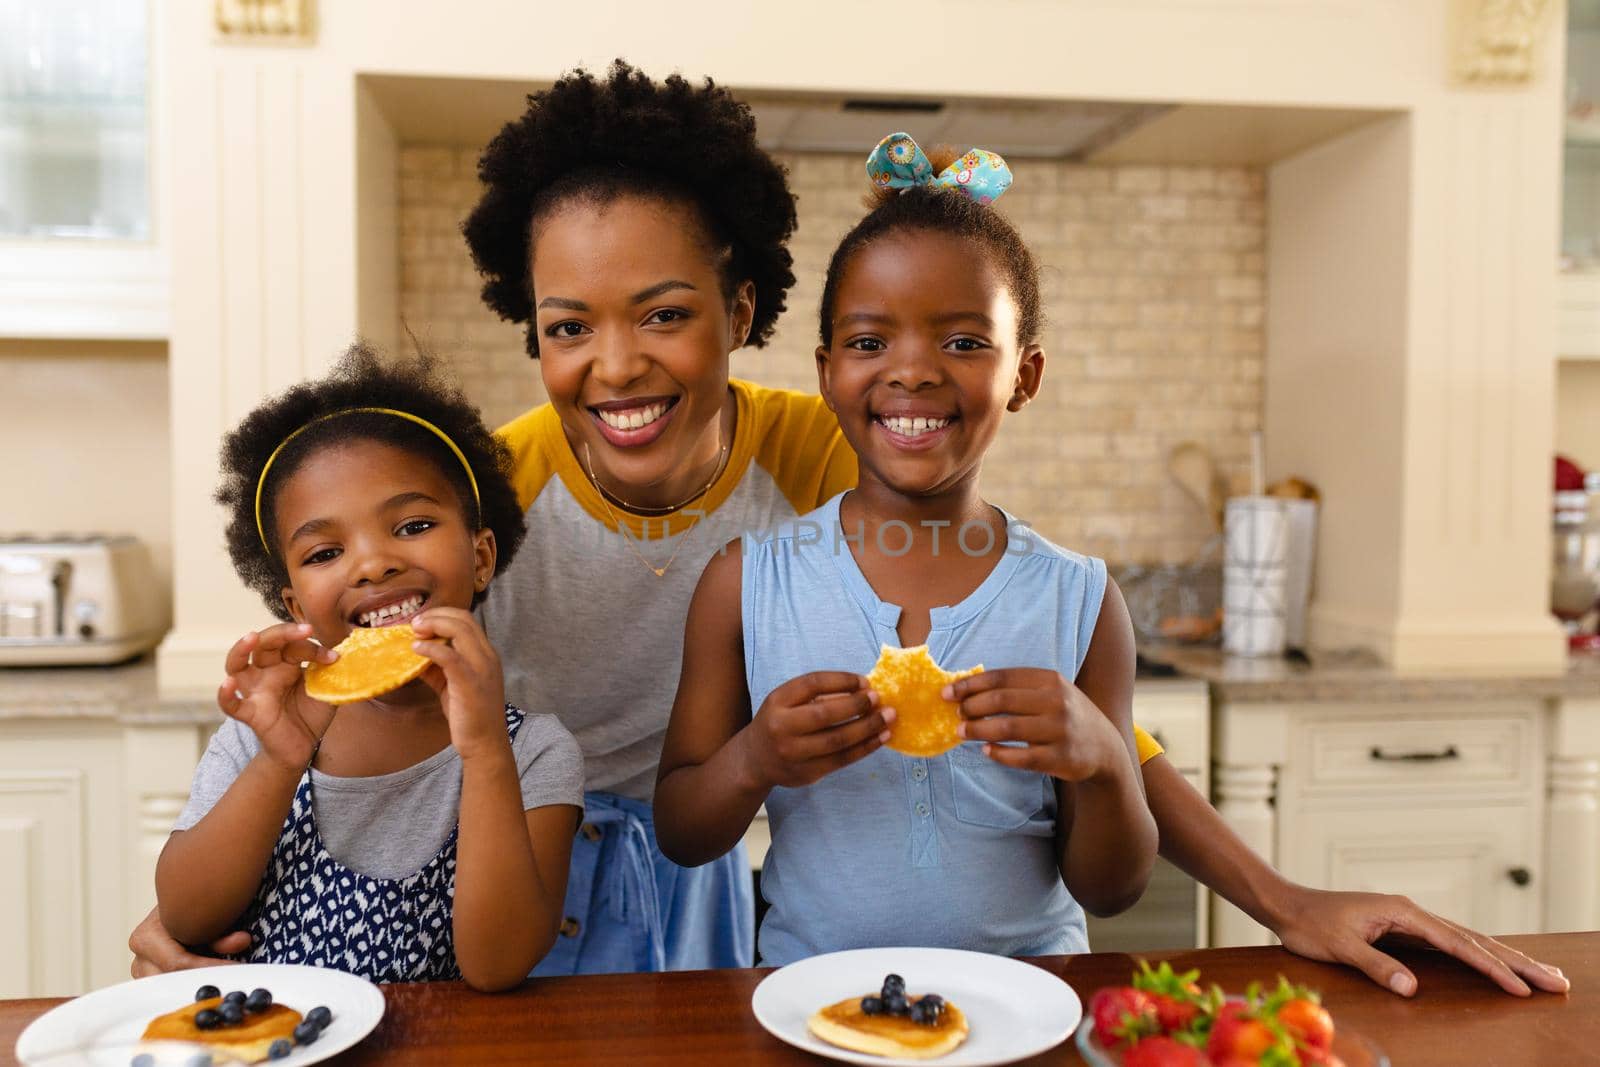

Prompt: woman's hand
xmin=739 ymin=671 xmax=891 ymax=789
xmin=410 ymin=608 xmax=508 ymax=761
xmin=1269 ymin=884 xmax=1570 ymax=997
xmin=949 ymin=668 xmax=1128 ymax=782
xmin=128 ymin=906 xmax=251 ymax=978
xmin=216 ymin=623 xmax=337 ymax=774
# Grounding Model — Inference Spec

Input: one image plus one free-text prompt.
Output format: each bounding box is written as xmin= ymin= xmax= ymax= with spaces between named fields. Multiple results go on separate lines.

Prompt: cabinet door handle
xmin=1368 ymin=744 xmax=1460 ymax=763
xmin=1508 ymin=867 xmax=1532 ymax=887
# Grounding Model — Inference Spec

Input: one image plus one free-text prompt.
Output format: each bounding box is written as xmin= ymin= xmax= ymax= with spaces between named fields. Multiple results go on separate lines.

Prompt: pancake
xmin=303 ymin=623 xmax=431 ymax=705
xmin=807 ymin=994 xmax=970 ymax=1060
xmin=866 ymin=644 xmax=984 ymax=758
xmin=142 ymin=998 xmax=302 ymax=1064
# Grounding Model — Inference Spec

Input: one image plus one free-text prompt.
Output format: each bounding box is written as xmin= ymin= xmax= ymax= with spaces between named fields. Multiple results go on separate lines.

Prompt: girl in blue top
xmin=655 ymin=135 xmax=1158 ymax=962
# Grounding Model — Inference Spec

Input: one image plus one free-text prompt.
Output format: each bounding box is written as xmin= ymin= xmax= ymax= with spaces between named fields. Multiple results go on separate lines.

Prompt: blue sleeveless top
xmin=236 ymin=705 xmax=526 ymax=981
xmin=742 ymin=494 xmax=1106 ymax=965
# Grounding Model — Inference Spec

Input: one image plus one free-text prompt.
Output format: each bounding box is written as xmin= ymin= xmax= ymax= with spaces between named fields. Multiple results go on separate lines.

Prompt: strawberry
xmin=1148 ymin=992 xmax=1202 ymax=1033
xmin=1131 ymin=960 xmax=1208 ymax=1036
xmin=1206 ymin=1001 xmax=1283 ymax=1066
xmin=1277 ymin=995 xmax=1333 ymax=1052
xmin=1088 ymin=986 xmax=1160 ymax=1046
xmin=1122 ymin=1034 xmax=1207 ymax=1067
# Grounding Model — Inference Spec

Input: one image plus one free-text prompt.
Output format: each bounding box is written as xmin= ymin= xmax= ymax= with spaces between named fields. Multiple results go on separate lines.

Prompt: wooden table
xmin=4 ymin=933 xmax=1595 ymax=1065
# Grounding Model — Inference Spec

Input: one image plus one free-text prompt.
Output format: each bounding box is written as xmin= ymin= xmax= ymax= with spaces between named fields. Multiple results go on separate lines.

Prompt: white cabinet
xmin=0 ymin=715 xmax=211 ymax=997
xmin=1211 ymin=693 xmax=1600 ymax=947
xmin=1280 ymin=805 xmax=1540 ymax=935
xmin=1086 ymin=678 xmax=1211 ymax=952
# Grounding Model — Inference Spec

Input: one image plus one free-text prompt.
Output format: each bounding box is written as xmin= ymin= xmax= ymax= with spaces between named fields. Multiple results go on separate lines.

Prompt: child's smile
xmin=271 ymin=439 xmax=494 ymax=649
xmin=818 ymin=230 xmax=1042 ymax=500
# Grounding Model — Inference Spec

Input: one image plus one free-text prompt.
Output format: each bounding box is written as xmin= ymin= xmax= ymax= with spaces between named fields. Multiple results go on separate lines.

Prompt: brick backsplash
xmin=398 ymin=146 xmax=1264 ymax=565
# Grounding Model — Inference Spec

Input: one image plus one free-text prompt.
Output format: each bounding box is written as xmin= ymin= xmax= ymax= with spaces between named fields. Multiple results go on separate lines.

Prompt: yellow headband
xmin=254 ymin=406 xmax=482 ymax=556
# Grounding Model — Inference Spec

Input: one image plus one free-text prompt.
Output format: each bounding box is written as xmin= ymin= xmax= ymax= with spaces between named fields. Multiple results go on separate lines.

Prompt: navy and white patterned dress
xmin=235 ymin=705 xmax=526 ymax=981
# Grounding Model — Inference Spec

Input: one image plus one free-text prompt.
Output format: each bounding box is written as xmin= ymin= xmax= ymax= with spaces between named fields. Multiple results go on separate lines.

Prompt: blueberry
xmin=219 ymin=1001 xmax=244 ymax=1025
xmin=183 ymin=1054 xmax=213 ymax=1067
xmin=193 ymin=1008 xmax=222 ymax=1030
xmin=267 ymin=1039 xmax=293 ymax=1060
xmin=881 ymin=973 xmax=906 ymax=998
xmin=910 ymin=998 xmax=944 ymax=1025
xmin=222 ymin=990 xmax=247 ymax=1006
xmin=860 ymin=995 xmax=885 ymax=1015
xmin=305 ymin=1005 xmax=333 ymax=1030
xmin=883 ymin=992 xmax=909 ymax=1015
xmin=194 ymin=984 xmax=220 ymax=1003
xmin=130 ymin=1055 xmax=155 ymax=1067
xmin=920 ymin=993 xmax=944 ymax=1009
xmin=293 ymin=1020 xmax=322 ymax=1046
xmin=245 ymin=988 xmax=273 ymax=1013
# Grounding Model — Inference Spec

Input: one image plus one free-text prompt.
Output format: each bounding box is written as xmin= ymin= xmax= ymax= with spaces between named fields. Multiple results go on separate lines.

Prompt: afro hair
xmin=216 ymin=342 xmax=528 ymax=619
xmin=463 ymin=59 xmax=797 ymax=358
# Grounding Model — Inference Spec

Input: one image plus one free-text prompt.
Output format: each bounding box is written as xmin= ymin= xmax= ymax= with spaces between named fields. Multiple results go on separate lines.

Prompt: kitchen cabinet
xmin=0 ymin=668 xmax=214 ymax=998
xmin=1212 ymin=688 xmax=1600 ymax=945
xmin=1561 ymin=2 xmax=1600 ymax=360
xmin=0 ymin=0 xmax=167 ymax=339
xmin=1085 ymin=678 xmax=1212 ymax=952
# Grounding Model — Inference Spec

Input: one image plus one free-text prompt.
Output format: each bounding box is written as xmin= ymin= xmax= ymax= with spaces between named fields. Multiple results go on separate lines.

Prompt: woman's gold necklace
xmin=582 ymin=439 xmax=729 ymax=577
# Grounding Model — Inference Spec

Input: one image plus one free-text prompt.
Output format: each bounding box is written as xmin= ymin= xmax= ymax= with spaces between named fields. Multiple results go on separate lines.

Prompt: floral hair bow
xmin=866 ymin=131 xmax=1013 ymax=205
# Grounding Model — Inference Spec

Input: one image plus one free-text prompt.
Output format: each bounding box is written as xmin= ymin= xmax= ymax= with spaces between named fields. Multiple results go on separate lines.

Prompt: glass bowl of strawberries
xmin=1075 ymin=962 xmax=1389 ymax=1067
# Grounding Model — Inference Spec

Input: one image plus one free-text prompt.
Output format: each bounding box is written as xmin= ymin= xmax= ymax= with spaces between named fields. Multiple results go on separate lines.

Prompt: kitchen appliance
xmin=0 ymin=534 xmax=168 ymax=665
xmin=1551 ymin=473 xmax=1600 ymax=653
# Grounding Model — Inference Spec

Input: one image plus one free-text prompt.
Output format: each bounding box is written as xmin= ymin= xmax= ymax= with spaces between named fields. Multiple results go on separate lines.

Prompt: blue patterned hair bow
xmin=866 ymin=131 xmax=1013 ymax=205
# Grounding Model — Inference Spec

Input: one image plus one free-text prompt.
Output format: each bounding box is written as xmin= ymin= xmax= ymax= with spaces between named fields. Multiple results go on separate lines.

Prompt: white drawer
xmin=1292 ymin=709 xmax=1537 ymax=799
xmin=1133 ymin=680 xmax=1209 ymax=774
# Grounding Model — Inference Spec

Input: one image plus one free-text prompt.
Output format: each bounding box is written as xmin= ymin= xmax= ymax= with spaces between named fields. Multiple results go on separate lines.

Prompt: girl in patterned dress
xmin=154 ymin=345 xmax=583 ymax=990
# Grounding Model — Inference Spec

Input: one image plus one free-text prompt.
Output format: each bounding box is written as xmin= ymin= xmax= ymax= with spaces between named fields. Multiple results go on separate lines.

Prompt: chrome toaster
xmin=0 ymin=534 xmax=169 ymax=666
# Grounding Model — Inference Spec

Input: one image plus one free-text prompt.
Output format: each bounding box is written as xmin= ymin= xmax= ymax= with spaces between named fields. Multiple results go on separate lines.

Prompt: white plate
xmin=14 ymin=963 xmax=386 ymax=1066
xmin=751 ymin=947 xmax=1081 ymax=1066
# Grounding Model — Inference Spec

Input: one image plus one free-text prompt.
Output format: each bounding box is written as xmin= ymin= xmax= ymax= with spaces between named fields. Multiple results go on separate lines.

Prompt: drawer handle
xmin=1368 ymin=744 xmax=1460 ymax=763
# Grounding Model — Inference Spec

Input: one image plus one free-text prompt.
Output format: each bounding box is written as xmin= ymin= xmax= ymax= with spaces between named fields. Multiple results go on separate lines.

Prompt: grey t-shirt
xmin=174 ymin=708 xmax=583 ymax=880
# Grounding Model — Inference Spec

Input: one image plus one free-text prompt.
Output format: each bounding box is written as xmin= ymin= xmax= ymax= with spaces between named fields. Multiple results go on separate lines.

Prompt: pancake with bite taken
xmin=866 ymin=644 xmax=983 ymax=758
xmin=303 ymin=622 xmax=431 ymax=705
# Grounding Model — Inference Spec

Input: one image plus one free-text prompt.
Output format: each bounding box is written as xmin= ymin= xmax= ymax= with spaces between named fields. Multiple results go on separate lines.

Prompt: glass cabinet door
xmin=1565 ymin=0 xmax=1600 ymax=270
xmin=0 ymin=0 xmax=150 ymax=241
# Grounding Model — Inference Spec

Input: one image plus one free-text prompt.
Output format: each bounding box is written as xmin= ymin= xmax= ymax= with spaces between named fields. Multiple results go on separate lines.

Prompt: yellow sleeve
xmin=741 ymin=380 xmax=858 ymax=513
xmin=494 ymin=404 xmax=561 ymax=511
xmin=1134 ymin=724 xmax=1163 ymax=764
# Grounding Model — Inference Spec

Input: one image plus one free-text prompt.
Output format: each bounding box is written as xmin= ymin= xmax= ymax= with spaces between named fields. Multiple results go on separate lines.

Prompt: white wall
xmin=0 ymin=340 xmax=173 ymax=597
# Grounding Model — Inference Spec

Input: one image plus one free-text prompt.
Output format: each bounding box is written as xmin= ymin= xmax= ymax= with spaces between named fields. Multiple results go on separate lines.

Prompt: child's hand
xmin=947 ymin=668 xmax=1126 ymax=783
xmin=741 ymin=672 xmax=892 ymax=789
xmin=410 ymin=608 xmax=508 ymax=761
xmin=216 ymin=622 xmax=338 ymax=774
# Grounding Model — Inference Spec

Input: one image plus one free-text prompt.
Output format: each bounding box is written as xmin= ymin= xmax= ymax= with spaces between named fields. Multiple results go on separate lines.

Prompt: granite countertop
xmin=3 ymin=648 xmax=1594 ymax=724
xmin=1141 ymin=644 xmax=1600 ymax=704
xmin=0 ymin=655 xmax=219 ymax=724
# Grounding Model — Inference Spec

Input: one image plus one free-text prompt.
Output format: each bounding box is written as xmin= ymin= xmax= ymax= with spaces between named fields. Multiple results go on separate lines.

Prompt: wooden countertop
xmin=5 ymin=933 xmax=1594 ymax=1065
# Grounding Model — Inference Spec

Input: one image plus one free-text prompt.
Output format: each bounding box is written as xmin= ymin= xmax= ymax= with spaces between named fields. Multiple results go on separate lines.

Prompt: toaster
xmin=0 ymin=535 xmax=169 ymax=666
